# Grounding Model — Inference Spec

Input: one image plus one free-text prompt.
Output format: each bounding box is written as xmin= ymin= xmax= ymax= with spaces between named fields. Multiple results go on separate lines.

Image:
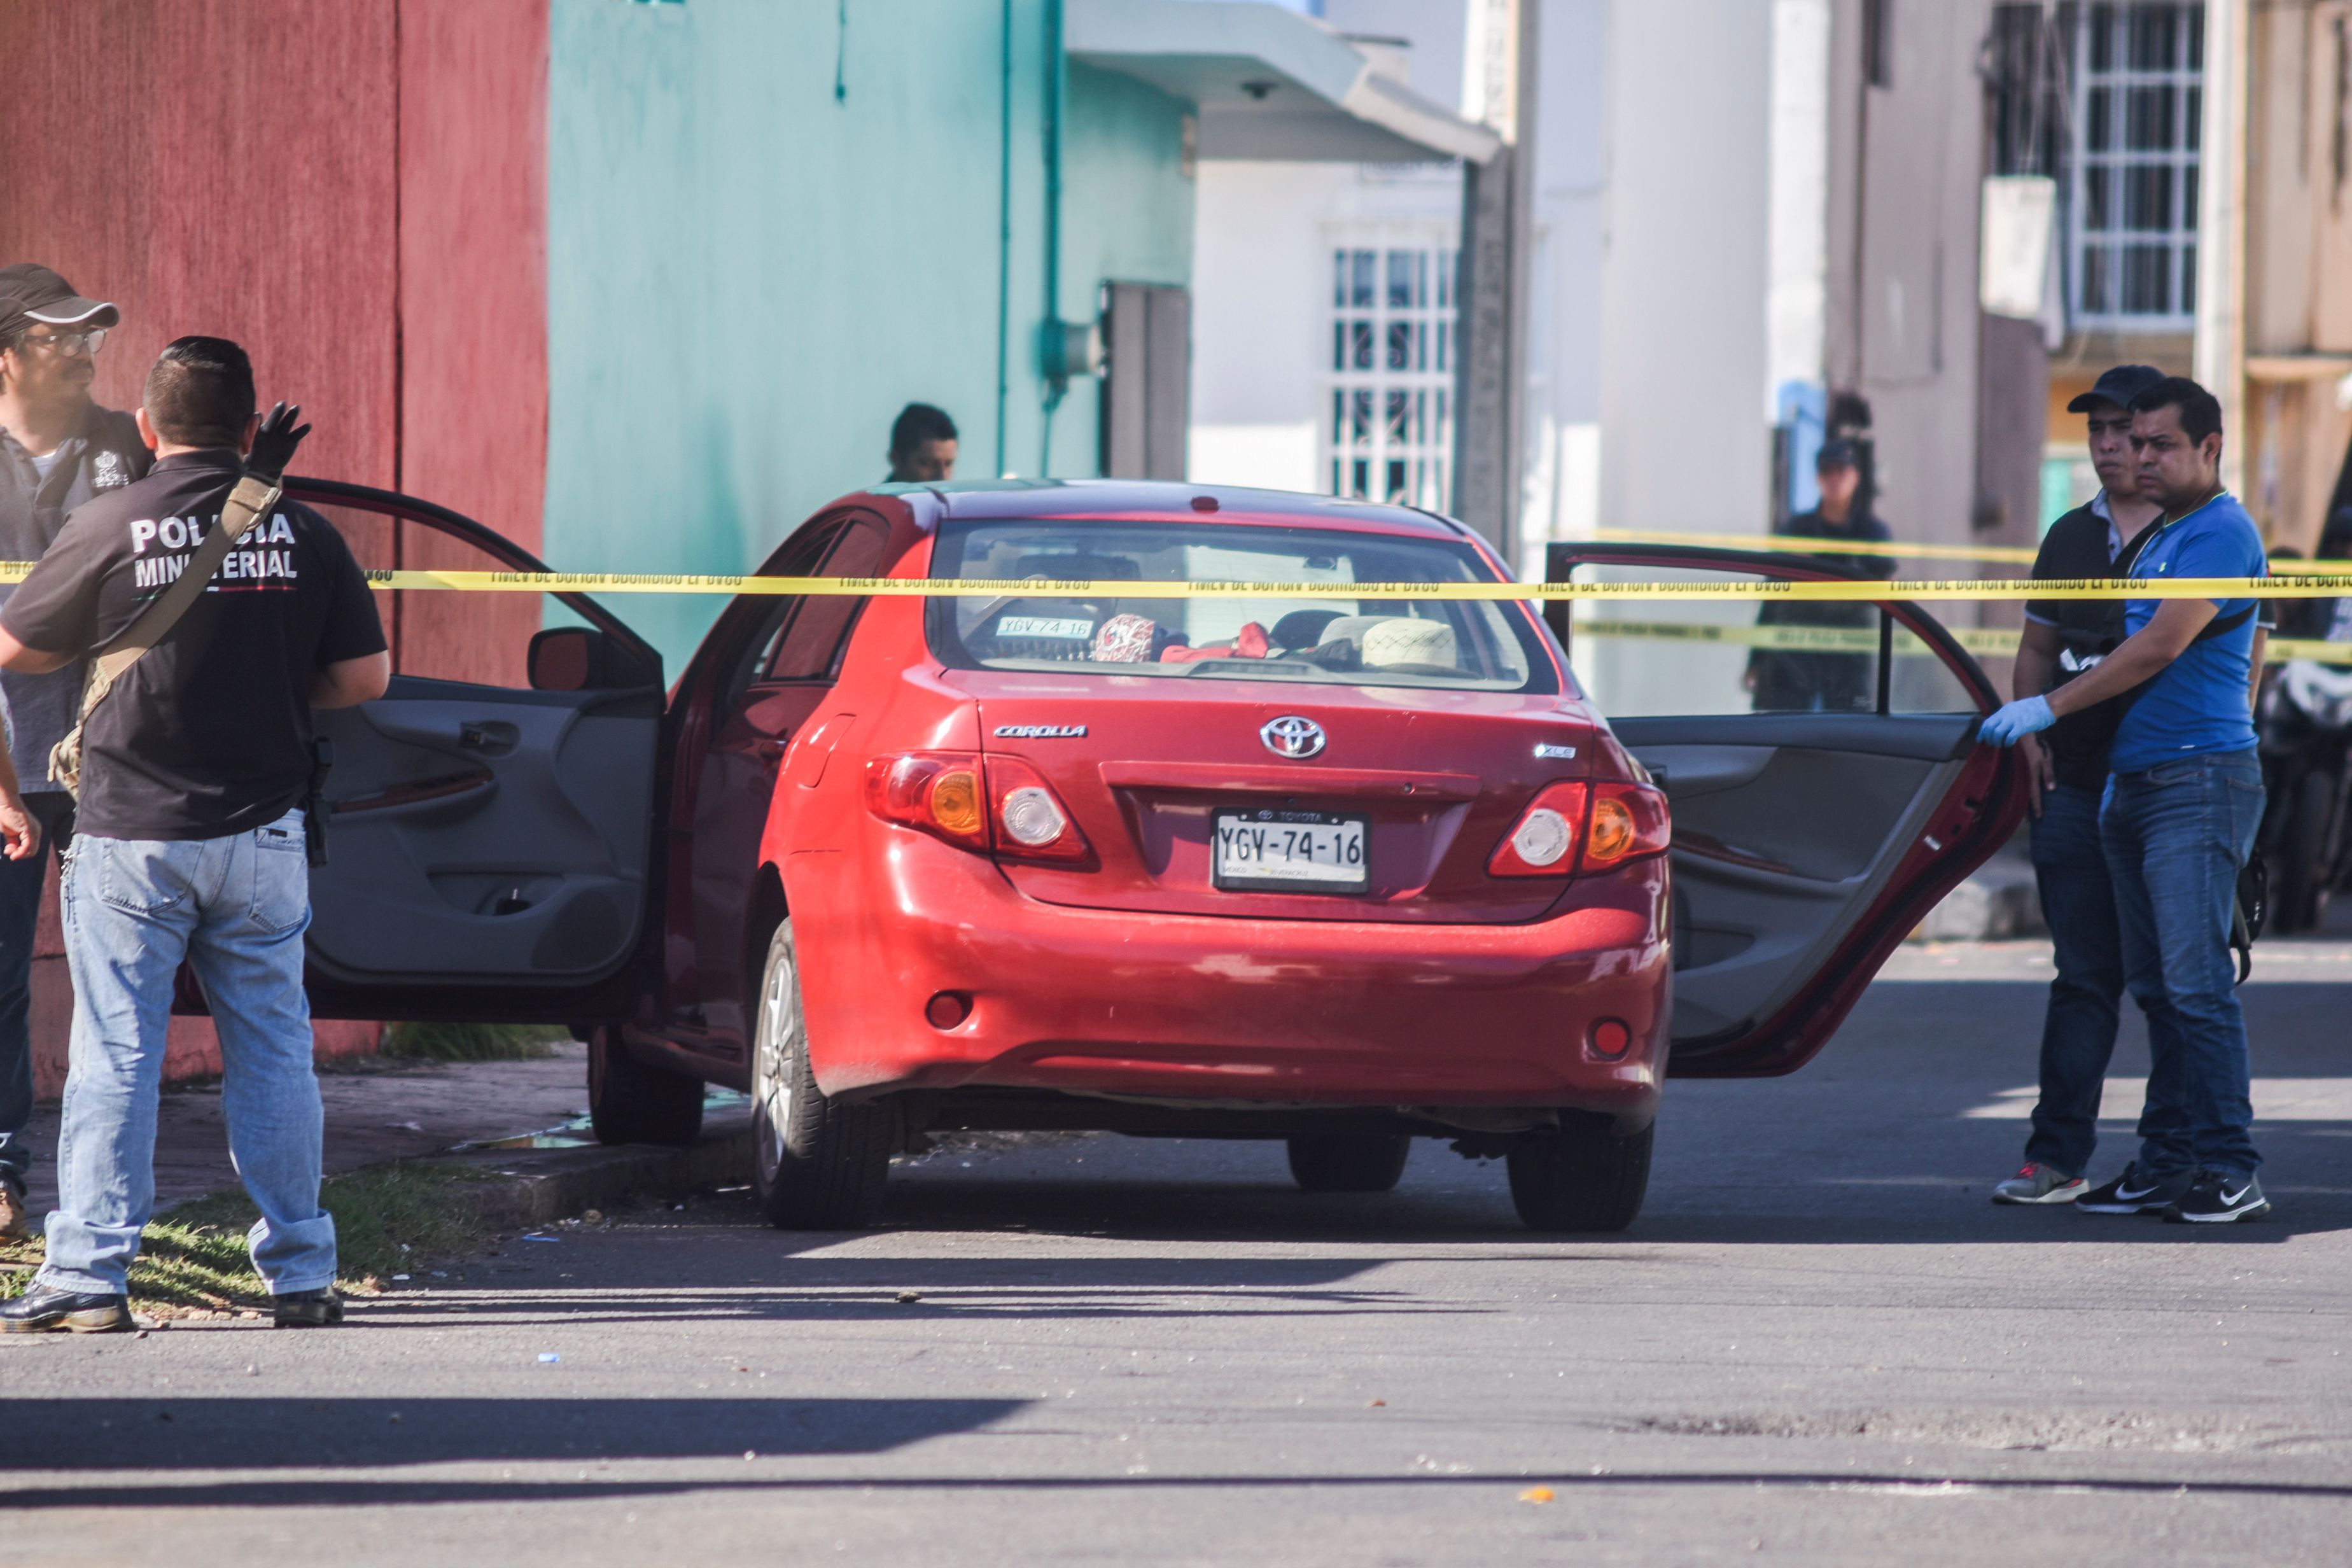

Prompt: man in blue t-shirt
xmin=1978 ymin=377 xmax=2271 ymax=1223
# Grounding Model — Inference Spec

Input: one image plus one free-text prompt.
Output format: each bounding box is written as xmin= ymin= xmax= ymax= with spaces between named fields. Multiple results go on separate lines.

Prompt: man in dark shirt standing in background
xmin=0 ymin=338 xmax=389 ymax=1333
xmin=1747 ymin=439 xmax=1898 ymax=712
xmin=1992 ymin=363 xmax=2180 ymax=1205
xmin=0 ymin=264 xmax=148 ymax=1243
xmin=885 ymin=402 xmax=958 ymax=484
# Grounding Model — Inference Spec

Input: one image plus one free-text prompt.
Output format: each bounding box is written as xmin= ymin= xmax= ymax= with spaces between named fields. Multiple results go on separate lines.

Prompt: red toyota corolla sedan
xmin=280 ymin=479 xmax=2022 ymax=1232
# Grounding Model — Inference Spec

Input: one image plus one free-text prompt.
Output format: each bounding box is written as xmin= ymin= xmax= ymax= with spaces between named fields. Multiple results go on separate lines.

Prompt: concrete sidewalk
xmin=15 ymin=1044 xmax=596 ymax=1218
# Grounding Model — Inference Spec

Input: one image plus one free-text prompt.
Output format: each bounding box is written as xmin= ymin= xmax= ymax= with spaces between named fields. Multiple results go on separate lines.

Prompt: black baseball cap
xmin=2066 ymin=363 xmax=2164 ymax=414
xmin=1816 ymin=438 xmax=1861 ymax=471
xmin=0 ymin=263 xmax=119 ymax=340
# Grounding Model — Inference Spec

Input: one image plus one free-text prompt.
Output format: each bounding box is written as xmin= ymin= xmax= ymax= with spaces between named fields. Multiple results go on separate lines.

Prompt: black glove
xmin=246 ymin=401 xmax=312 ymax=482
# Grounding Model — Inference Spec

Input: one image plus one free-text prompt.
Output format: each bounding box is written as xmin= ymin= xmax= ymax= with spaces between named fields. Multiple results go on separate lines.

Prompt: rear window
xmin=925 ymin=519 xmax=1553 ymax=693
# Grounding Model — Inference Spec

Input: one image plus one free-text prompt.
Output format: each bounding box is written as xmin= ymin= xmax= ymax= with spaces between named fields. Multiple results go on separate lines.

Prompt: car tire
xmin=587 ymin=1026 xmax=705 ymax=1147
xmin=1285 ymin=1133 xmax=1411 ymax=1193
xmin=1506 ymin=1121 xmax=1652 ymax=1233
xmin=750 ymin=918 xmax=892 ymax=1229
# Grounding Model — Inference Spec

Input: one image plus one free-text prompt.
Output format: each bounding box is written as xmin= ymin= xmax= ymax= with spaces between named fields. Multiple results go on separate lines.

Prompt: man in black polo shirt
xmin=0 ymin=338 xmax=388 ymax=1333
xmin=0 ymin=264 xmax=148 ymax=1242
xmin=1991 ymin=363 xmax=2187 ymax=1204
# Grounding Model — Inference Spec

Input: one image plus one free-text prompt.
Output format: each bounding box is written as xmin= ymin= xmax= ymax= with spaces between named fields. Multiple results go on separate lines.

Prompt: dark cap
xmin=0 ymin=263 xmax=120 ymax=342
xmin=2066 ymin=363 xmax=2165 ymax=414
xmin=1816 ymin=437 xmax=1861 ymax=472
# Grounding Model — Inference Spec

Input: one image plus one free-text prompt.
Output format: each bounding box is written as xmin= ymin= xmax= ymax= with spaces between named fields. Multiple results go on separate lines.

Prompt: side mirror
xmin=528 ymin=627 xmax=660 ymax=692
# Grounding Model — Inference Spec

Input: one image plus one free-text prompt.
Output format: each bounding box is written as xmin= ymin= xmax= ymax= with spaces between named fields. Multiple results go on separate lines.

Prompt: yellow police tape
xmin=305 ymin=568 xmax=2341 ymax=602
xmin=1593 ymin=527 xmax=2352 ymax=575
xmin=1568 ymin=617 xmax=2352 ymax=664
xmin=0 ymin=557 xmax=2346 ymax=602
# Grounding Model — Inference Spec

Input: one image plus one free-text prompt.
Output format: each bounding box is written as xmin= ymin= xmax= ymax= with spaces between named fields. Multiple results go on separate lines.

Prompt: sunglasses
xmin=13 ymin=328 xmax=106 ymax=359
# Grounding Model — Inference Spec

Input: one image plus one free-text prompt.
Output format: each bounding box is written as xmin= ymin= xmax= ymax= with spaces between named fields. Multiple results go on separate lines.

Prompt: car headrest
xmin=1270 ymin=609 xmax=1345 ymax=648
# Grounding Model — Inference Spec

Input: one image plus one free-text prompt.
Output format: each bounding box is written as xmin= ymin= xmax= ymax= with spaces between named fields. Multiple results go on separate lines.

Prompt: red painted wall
xmin=0 ymin=1 xmax=402 ymax=486
xmin=0 ymin=0 xmax=551 ymax=1088
xmin=396 ymin=0 xmax=550 ymax=687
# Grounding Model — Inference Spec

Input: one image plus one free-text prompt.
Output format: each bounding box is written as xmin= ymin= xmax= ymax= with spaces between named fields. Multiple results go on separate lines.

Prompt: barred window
xmin=1324 ymin=235 xmax=1457 ymax=509
xmin=2069 ymin=1 xmax=2202 ymax=330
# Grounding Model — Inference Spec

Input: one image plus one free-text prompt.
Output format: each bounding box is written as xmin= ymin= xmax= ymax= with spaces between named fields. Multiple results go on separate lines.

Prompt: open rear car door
xmin=1547 ymin=543 xmax=2028 ymax=1077
xmin=283 ymin=479 xmax=665 ymax=1024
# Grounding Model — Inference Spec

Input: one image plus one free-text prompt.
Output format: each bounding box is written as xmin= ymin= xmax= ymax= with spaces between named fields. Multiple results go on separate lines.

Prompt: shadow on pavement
xmin=0 ymin=1396 xmax=1026 ymax=1470
xmin=353 ymin=1252 xmax=1474 ymax=1326
xmin=9 ymin=1466 xmax=2352 ymax=1511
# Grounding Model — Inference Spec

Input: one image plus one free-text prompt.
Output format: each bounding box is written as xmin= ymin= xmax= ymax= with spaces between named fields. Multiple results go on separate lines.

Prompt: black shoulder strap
xmin=2195 ymin=603 xmax=2257 ymax=643
xmin=2116 ymin=519 xmax=2162 ymax=572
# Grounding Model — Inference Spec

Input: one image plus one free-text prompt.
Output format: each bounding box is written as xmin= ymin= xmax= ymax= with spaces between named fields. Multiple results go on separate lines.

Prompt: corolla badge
xmin=1259 ymin=715 xmax=1327 ymax=759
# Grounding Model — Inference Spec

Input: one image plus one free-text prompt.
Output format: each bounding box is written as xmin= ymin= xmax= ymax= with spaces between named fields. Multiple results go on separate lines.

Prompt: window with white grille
xmin=1324 ymin=236 xmax=1457 ymax=508
xmin=2068 ymin=1 xmax=2202 ymax=330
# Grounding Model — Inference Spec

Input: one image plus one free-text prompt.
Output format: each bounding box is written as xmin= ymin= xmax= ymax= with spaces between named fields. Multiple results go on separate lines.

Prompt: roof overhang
xmin=1066 ymin=0 xmax=1501 ymax=166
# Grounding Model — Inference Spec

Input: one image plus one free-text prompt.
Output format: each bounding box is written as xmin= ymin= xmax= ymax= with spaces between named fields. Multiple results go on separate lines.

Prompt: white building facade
xmin=1189 ymin=0 xmax=1826 ymax=582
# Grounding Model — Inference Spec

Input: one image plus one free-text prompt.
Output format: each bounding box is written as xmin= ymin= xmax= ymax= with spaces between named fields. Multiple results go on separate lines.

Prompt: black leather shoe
xmin=273 ymin=1287 xmax=344 ymax=1328
xmin=0 ymin=1282 xmax=133 ymax=1334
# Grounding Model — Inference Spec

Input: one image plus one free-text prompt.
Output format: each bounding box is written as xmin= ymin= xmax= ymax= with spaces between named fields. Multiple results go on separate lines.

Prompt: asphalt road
xmin=6 ymin=941 xmax=2352 ymax=1565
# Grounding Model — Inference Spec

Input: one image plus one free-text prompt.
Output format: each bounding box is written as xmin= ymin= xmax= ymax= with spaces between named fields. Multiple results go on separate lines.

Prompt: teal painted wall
xmin=547 ymin=0 xmax=1196 ymax=667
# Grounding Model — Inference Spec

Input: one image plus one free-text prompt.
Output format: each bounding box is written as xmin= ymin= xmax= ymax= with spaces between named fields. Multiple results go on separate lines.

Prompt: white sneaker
xmin=1991 ymin=1161 xmax=2087 ymax=1205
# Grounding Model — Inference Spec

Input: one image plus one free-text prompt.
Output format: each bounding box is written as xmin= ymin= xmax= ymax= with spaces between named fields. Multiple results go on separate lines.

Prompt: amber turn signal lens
xmin=929 ymin=769 xmax=983 ymax=836
xmin=864 ymin=752 xmax=990 ymax=850
xmin=1586 ymin=796 xmax=1635 ymax=863
xmin=1577 ymin=781 xmax=1671 ymax=874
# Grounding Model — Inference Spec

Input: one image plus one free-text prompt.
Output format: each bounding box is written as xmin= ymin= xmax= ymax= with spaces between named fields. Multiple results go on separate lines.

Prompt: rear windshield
xmin=925 ymin=520 xmax=1553 ymax=692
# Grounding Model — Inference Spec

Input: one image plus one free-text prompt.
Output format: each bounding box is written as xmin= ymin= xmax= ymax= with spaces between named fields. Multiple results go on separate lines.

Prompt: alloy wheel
xmin=753 ymin=932 xmax=799 ymax=1182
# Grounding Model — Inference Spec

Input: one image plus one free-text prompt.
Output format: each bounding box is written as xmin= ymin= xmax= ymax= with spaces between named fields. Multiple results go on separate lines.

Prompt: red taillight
xmin=1488 ymin=779 xmax=1670 ymax=879
xmin=984 ymin=755 xmax=1091 ymax=864
xmin=865 ymin=751 xmax=1091 ymax=864
xmin=1579 ymin=781 xmax=1670 ymax=872
xmin=864 ymin=752 xmax=988 ymax=851
xmin=1489 ymin=781 xmax=1589 ymax=877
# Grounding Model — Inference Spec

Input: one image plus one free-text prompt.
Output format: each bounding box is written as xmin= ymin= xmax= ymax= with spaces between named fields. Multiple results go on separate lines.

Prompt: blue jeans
xmin=2101 ymin=749 xmax=2265 ymax=1180
xmin=2024 ymin=783 xmax=2190 ymax=1176
xmin=38 ymin=809 xmax=335 ymax=1296
xmin=0 ymin=793 xmax=73 ymax=1195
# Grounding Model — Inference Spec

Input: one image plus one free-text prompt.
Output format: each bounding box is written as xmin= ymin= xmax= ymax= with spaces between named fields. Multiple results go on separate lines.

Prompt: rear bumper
xmin=787 ymin=840 xmax=1670 ymax=1121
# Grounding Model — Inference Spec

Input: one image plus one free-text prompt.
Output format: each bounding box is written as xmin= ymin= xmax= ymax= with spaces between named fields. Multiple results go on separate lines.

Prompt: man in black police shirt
xmin=0 ymin=337 xmax=388 ymax=1333
xmin=0 ymin=264 xmax=148 ymax=1243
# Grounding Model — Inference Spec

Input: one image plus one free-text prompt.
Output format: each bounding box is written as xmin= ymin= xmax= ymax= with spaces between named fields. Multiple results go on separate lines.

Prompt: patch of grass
xmin=379 ymin=1021 xmax=570 ymax=1063
xmin=0 ymin=1161 xmax=499 ymax=1314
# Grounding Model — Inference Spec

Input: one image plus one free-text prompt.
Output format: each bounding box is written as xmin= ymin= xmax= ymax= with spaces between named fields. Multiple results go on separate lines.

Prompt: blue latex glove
xmin=1977 ymin=694 xmax=2055 ymax=746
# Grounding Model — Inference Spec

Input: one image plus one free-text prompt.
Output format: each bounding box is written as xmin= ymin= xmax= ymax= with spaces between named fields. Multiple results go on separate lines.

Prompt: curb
xmin=421 ymin=1126 xmax=752 ymax=1228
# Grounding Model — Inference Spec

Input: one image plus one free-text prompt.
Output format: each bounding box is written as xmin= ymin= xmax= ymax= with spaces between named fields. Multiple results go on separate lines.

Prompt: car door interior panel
xmin=307 ymin=675 xmax=659 ymax=986
xmin=1612 ymin=713 xmax=1977 ymax=1044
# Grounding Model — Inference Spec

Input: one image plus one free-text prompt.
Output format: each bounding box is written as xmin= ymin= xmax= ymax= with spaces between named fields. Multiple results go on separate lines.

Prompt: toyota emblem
xmin=1259 ymin=715 xmax=1327 ymax=759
